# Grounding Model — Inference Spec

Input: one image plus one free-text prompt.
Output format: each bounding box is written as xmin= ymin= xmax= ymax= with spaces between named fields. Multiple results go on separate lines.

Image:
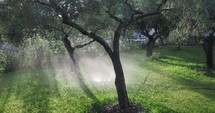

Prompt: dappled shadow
xmin=137 ymin=59 xmax=215 ymax=100
xmin=191 ymin=66 xmax=215 ymax=77
xmin=0 ymin=69 xmax=61 ymax=112
xmin=156 ymin=46 xmax=215 ymax=65
xmin=16 ymin=69 xmax=60 ymax=112
xmin=154 ymin=47 xmax=214 ymax=68
xmin=155 ymin=56 xmax=215 ymax=77
xmin=154 ymin=56 xmax=215 ymax=78
xmin=0 ymin=73 xmax=14 ymax=113
xmin=156 ymin=58 xmax=195 ymax=68
xmin=172 ymin=76 xmax=215 ymax=100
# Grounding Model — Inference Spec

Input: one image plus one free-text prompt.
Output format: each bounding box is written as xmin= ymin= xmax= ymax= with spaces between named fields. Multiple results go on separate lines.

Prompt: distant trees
xmin=0 ymin=0 xmax=37 ymax=43
xmin=199 ymin=0 xmax=215 ymax=69
xmin=135 ymin=0 xmax=169 ymax=57
xmin=123 ymin=0 xmax=174 ymax=57
xmin=138 ymin=15 xmax=172 ymax=57
xmin=170 ymin=0 xmax=215 ymax=69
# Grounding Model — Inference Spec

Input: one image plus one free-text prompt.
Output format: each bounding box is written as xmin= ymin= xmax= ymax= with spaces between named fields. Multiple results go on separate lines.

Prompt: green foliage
xmin=0 ymin=46 xmax=19 ymax=73
xmin=0 ymin=34 xmax=66 ymax=72
xmin=16 ymin=34 xmax=61 ymax=70
xmin=0 ymin=50 xmax=6 ymax=71
xmin=169 ymin=0 xmax=215 ymax=41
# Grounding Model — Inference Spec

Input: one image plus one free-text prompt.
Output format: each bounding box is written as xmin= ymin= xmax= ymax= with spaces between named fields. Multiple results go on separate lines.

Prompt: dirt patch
xmin=102 ymin=102 xmax=144 ymax=113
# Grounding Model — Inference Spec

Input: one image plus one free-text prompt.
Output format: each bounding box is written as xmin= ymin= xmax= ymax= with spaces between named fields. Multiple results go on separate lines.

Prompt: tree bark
xmin=203 ymin=36 xmax=214 ymax=69
xmin=146 ymin=37 xmax=156 ymax=57
xmin=159 ymin=37 xmax=164 ymax=48
xmin=176 ymin=44 xmax=181 ymax=51
xmin=111 ymin=22 xmax=130 ymax=109
xmin=62 ymin=37 xmax=76 ymax=64
xmin=62 ymin=37 xmax=98 ymax=101
xmin=111 ymin=53 xmax=129 ymax=109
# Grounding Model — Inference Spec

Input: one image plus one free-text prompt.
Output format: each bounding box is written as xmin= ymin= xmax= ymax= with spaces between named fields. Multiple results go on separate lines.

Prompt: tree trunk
xmin=159 ymin=37 xmax=164 ymax=48
xmin=111 ymin=53 xmax=129 ymax=109
xmin=203 ymin=36 xmax=214 ymax=69
xmin=62 ymin=37 xmax=76 ymax=64
xmin=146 ymin=38 xmax=156 ymax=57
xmin=110 ymin=22 xmax=130 ymax=109
xmin=177 ymin=44 xmax=181 ymax=50
xmin=62 ymin=37 xmax=98 ymax=101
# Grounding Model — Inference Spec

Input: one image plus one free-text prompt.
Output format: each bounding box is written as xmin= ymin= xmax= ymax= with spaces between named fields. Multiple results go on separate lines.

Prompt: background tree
xmin=123 ymin=0 xmax=172 ymax=57
xmin=170 ymin=0 xmax=215 ymax=69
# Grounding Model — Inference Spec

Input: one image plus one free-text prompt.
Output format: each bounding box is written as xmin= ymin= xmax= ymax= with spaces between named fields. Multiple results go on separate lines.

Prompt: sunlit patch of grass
xmin=0 ymin=45 xmax=214 ymax=113
xmin=0 ymin=69 xmax=119 ymax=113
xmin=122 ymin=45 xmax=215 ymax=113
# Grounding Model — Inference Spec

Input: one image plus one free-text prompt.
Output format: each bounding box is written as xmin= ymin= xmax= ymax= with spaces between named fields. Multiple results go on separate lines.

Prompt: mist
xmin=6 ymin=37 xmax=135 ymax=89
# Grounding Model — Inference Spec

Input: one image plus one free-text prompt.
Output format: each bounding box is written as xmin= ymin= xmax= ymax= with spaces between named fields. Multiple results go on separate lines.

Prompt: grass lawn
xmin=0 ymin=45 xmax=214 ymax=113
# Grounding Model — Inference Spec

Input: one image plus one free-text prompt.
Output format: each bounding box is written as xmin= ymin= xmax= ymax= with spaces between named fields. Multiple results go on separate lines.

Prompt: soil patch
xmin=102 ymin=102 xmax=144 ymax=113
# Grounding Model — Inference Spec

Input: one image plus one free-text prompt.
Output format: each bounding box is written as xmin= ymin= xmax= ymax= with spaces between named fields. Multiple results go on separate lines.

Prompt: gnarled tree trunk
xmin=111 ymin=52 xmax=129 ymax=109
xmin=110 ymin=22 xmax=130 ymax=109
xmin=159 ymin=37 xmax=164 ymax=48
xmin=146 ymin=37 xmax=156 ymax=57
xmin=203 ymin=36 xmax=214 ymax=69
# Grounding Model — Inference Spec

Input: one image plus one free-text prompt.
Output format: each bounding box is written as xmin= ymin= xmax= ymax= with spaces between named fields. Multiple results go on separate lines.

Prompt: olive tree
xmin=34 ymin=0 xmax=134 ymax=108
xmin=170 ymin=0 xmax=215 ymax=69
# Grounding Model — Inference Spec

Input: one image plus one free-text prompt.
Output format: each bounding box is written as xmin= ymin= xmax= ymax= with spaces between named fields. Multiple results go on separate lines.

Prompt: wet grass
xmin=0 ymin=45 xmax=215 ymax=113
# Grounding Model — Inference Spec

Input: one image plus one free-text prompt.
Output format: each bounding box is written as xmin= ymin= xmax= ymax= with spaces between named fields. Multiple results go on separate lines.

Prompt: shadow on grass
xmin=0 ymin=68 xmax=101 ymax=112
xmin=0 ymin=69 xmax=61 ymax=113
xmin=153 ymin=57 xmax=215 ymax=78
xmin=156 ymin=58 xmax=195 ymax=68
xmin=17 ymin=69 xmax=60 ymax=112
xmin=172 ymin=76 xmax=215 ymax=100
xmin=156 ymin=46 xmax=215 ymax=66
xmin=144 ymin=103 xmax=177 ymax=113
xmin=0 ymin=73 xmax=14 ymax=113
xmin=139 ymin=59 xmax=215 ymax=101
xmin=156 ymin=57 xmax=215 ymax=77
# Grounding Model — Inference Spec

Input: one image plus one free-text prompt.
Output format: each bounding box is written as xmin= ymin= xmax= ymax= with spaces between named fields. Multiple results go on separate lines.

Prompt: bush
xmin=0 ymin=50 xmax=19 ymax=73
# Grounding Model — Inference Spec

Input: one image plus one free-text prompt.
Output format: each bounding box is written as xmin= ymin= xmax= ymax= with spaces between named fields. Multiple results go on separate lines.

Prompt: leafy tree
xmin=196 ymin=0 xmax=215 ymax=69
xmin=170 ymin=0 xmax=215 ymax=69
xmin=33 ymin=0 xmax=180 ymax=108
xmin=123 ymin=0 xmax=172 ymax=57
xmin=34 ymin=0 xmax=132 ymax=109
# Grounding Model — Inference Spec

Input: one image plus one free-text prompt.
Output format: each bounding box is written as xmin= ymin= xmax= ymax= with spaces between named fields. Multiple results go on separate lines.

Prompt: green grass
xmin=0 ymin=45 xmax=215 ymax=113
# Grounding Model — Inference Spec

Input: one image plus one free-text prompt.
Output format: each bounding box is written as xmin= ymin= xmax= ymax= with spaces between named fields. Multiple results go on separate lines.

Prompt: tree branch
xmin=62 ymin=15 xmax=113 ymax=57
xmin=36 ymin=0 xmax=113 ymax=56
xmin=124 ymin=1 xmax=143 ymax=15
xmin=74 ymin=40 xmax=95 ymax=49
xmin=141 ymin=29 xmax=150 ymax=38
xmin=136 ymin=12 xmax=161 ymax=22
xmin=92 ymin=25 xmax=107 ymax=34
xmin=157 ymin=0 xmax=168 ymax=12
xmin=105 ymin=10 xmax=123 ymax=23
xmin=46 ymin=25 xmax=70 ymax=37
xmin=123 ymin=0 xmax=169 ymax=22
xmin=35 ymin=0 xmax=65 ymax=15
xmin=34 ymin=0 xmax=51 ymax=7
